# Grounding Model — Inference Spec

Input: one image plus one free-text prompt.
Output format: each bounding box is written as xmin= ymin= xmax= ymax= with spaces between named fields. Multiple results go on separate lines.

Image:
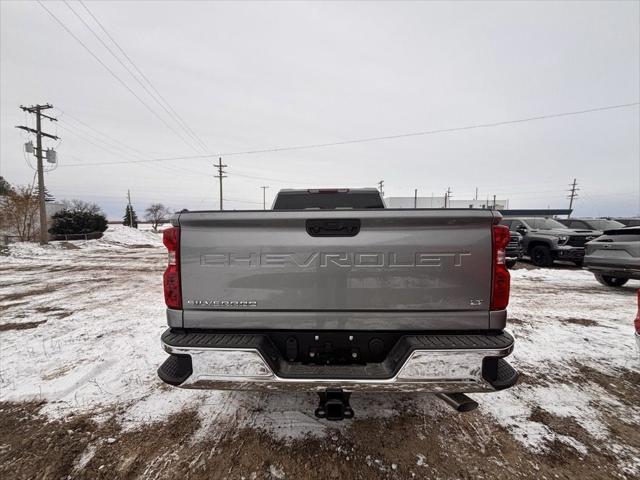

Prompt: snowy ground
xmin=0 ymin=226 xmax=638 ymax=479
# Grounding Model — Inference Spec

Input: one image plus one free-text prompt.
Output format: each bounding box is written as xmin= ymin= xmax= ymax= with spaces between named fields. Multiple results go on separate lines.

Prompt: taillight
xmin=491 ymin=225 xmax=511 ymax=310
xmin=634 ymin=290 xmax=640 ymax=335
xmin=163 ymin=227 xmax=182 ymax=309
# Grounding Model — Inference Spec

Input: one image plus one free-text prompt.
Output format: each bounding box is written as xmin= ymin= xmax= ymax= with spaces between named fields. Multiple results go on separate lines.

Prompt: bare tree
xmin=0 ymin=186 xmax=40 ymax=241
xmin=62 ymin=199 xmax=103 ymax=215
xmin=144 ymin=203 xmax=171 ymax=231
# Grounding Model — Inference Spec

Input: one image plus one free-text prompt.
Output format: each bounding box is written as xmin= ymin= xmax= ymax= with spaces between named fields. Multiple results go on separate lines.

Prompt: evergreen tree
xmin=122 ymin=204 xmax=139 ymax=228
xmin=34 ymin=184 xmax=55 ymax=202
xmin=0 ymin=176 xmax=13 ymax=196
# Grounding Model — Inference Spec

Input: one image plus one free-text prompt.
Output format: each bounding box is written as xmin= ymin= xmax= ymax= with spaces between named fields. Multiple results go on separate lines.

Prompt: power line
xmin=226 ymin=169 xmax=328 ymax=186
xmin=54 ymin=110 xmax=209 ymax=177
xmin=55 ymin=109 xmax=154 ymax=158
xmin=54 ymin=113 xmax=334 ymax=186
xmin=56 ymin=122 xmax=203 ymax=179
xmin=225 ymin=197 xmax=262 ymax=205
xmin=57 ymin=116 xmax=337 ymax=187
xmin=64 ymin=1 xmax=208 ymax=153
xmin=36 ymin=1 xmax=198 ymax=152
xmin=55 ymin=112 xmax=338 ymax=188
xmin=77 ymin=0 xmax=210 ymax=153
xmin=58 ymin=101 xmax=639 ymax=168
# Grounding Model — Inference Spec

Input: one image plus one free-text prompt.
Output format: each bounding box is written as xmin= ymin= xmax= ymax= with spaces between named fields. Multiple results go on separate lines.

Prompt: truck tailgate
xmin=177 ymin=209 xmax=496 ymax=330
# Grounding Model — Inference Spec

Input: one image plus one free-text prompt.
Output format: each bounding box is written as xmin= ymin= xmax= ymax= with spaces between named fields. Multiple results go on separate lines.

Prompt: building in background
xmin=385 ymin=196 xmax=508 ymax=210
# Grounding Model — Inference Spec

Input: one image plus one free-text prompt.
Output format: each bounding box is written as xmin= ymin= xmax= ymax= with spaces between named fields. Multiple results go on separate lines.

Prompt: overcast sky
xmin=1 ymin=0 xmax=639 ymax=219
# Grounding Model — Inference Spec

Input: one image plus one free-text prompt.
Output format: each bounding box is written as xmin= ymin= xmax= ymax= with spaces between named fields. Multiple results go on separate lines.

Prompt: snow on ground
xmin=482 ymin=267 xmax=639 ymax=459
xmin=0 ymin=226 xmax=167 ymax=417
xmin=1 ymin=232 xmax=639 ymax=477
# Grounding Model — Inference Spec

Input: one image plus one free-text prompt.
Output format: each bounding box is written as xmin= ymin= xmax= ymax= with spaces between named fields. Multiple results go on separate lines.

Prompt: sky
xmin=1 ymin=0 xmax=639 ymax=219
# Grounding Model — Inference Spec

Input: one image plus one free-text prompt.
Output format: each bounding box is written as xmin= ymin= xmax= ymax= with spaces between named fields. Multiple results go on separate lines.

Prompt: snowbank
xmin=5 ymin=225 xmax=162 ymax=259
xmin=101 ymin=225 xmax=162 ymax=246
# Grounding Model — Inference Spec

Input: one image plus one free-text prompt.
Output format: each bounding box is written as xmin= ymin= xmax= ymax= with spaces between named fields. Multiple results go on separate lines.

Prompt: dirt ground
xmin=1 ymin=373 xmax=638 ymax=480
xmin=0 ymin=227 xmax=639 ymax=479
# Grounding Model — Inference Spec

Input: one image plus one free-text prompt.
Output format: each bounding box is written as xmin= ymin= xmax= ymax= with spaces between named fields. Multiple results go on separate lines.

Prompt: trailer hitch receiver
xmin=315 ymin=389 xmax=354 ymax=421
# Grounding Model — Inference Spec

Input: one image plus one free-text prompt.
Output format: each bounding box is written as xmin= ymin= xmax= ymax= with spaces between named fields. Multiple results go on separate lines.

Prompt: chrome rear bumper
xmin=159 ymin=331 xmax=518 ymax=393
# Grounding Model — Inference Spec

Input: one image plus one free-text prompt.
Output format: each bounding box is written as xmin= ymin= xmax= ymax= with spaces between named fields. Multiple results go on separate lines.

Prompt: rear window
xmin=522 ymin=218 xmax=568 ymax=230
xmin=273 ymin=191 xmax=385 ymax=210
xmin=600 ymin=227 xmax=640 ymax=238
xmin=585 ymin=219 xmax=625 ymax=230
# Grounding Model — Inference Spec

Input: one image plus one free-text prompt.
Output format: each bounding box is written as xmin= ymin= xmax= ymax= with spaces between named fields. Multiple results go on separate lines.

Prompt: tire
xmin=506 ymin=259 xmax=517 ymax=269
xmin=594 ymin=273 xmax=629 ymax=287
xmin=530 ymin=245 xmax=553 ymax=267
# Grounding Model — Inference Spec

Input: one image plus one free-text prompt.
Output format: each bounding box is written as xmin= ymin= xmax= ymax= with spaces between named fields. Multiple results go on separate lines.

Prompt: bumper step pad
xmin=491 ymin=358 xmax=519 ymax=390
xmin=157 ymin=354 xmax=192 ymax=386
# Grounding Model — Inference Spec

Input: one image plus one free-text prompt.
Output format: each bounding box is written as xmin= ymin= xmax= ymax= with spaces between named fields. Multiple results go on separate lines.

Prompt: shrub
xmin=49 ymin=209 xmax=107 ymax=235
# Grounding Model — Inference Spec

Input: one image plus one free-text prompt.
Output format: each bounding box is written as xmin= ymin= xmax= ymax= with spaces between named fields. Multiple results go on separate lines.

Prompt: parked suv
xmin=500 ymin=217 xmax=600 ymax=267
xmin=584 ymin=227 xmax=640 ymax=287
xmin=558 ymin=218 xmax=625 ymax=231
xmin=505 ymin=231 xmax=523 ymax=268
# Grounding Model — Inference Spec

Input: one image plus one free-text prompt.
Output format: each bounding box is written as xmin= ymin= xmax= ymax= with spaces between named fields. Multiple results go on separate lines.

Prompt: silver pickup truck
xmin=158 ymin=188 xmax=518 ymax=419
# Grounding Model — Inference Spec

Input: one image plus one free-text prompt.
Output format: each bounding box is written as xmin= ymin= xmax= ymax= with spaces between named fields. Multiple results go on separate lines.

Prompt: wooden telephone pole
xmin=214 ymin=157 xmax=227 ymax=210
xmin=444 ymin=187 xmax=452 ymax=208
xmin=567 ymin=178 xmax=579 ymax=218
xmin=16 ymin=104 xmax=59 ymax=245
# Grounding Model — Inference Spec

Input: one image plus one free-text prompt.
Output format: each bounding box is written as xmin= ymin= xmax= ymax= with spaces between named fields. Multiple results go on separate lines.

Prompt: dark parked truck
xmin=505 ymin=231 xmax=523 ymax=268
xmin=500 ymin=216 xmax=600 ymax=267
xmin=158 ymin=189 xmax=518 ymax=419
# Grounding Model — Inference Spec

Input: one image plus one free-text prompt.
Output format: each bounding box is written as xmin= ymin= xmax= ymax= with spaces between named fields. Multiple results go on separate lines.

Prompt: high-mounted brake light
xmin=307 ymin=189 xmax=350 ymax=194
xmin=163 ymin=227 xmax=182 ymax=309
xmin=491 ymin=225 xmax=511 ymax=310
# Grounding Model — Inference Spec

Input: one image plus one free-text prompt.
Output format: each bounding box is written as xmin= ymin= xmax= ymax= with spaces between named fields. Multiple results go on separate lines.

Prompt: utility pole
xmin=444 ymin=187 xmax=452 ymax=208
xmin=493 ymin=194 xmax=497 ymax=209
xmin=214 ymin=157 xmax=227 ymax=210
xmin=414 ymin=189 xmax=418 ymax=209
xmin=261 ymin=186 xmax=269 ymax=210
xmin=377 ymin=180 xmax=384 ymax=198
xmin=127 ymin=190 xmax=133 ymax=227
xmin=567 ymin=178 xmax=579 ymax=218
xmin=475 ymin=187 xmax=478 ymax=201
xmin=16 ymin=104 xmax=59 ymax=245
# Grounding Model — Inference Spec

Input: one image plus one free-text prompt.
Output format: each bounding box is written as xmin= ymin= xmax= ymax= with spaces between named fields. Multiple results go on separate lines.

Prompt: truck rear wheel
xmin=594 ymin=273 xmax=629 ymax=287
xmin=530 ymin=245 xmax=553 ymax=267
